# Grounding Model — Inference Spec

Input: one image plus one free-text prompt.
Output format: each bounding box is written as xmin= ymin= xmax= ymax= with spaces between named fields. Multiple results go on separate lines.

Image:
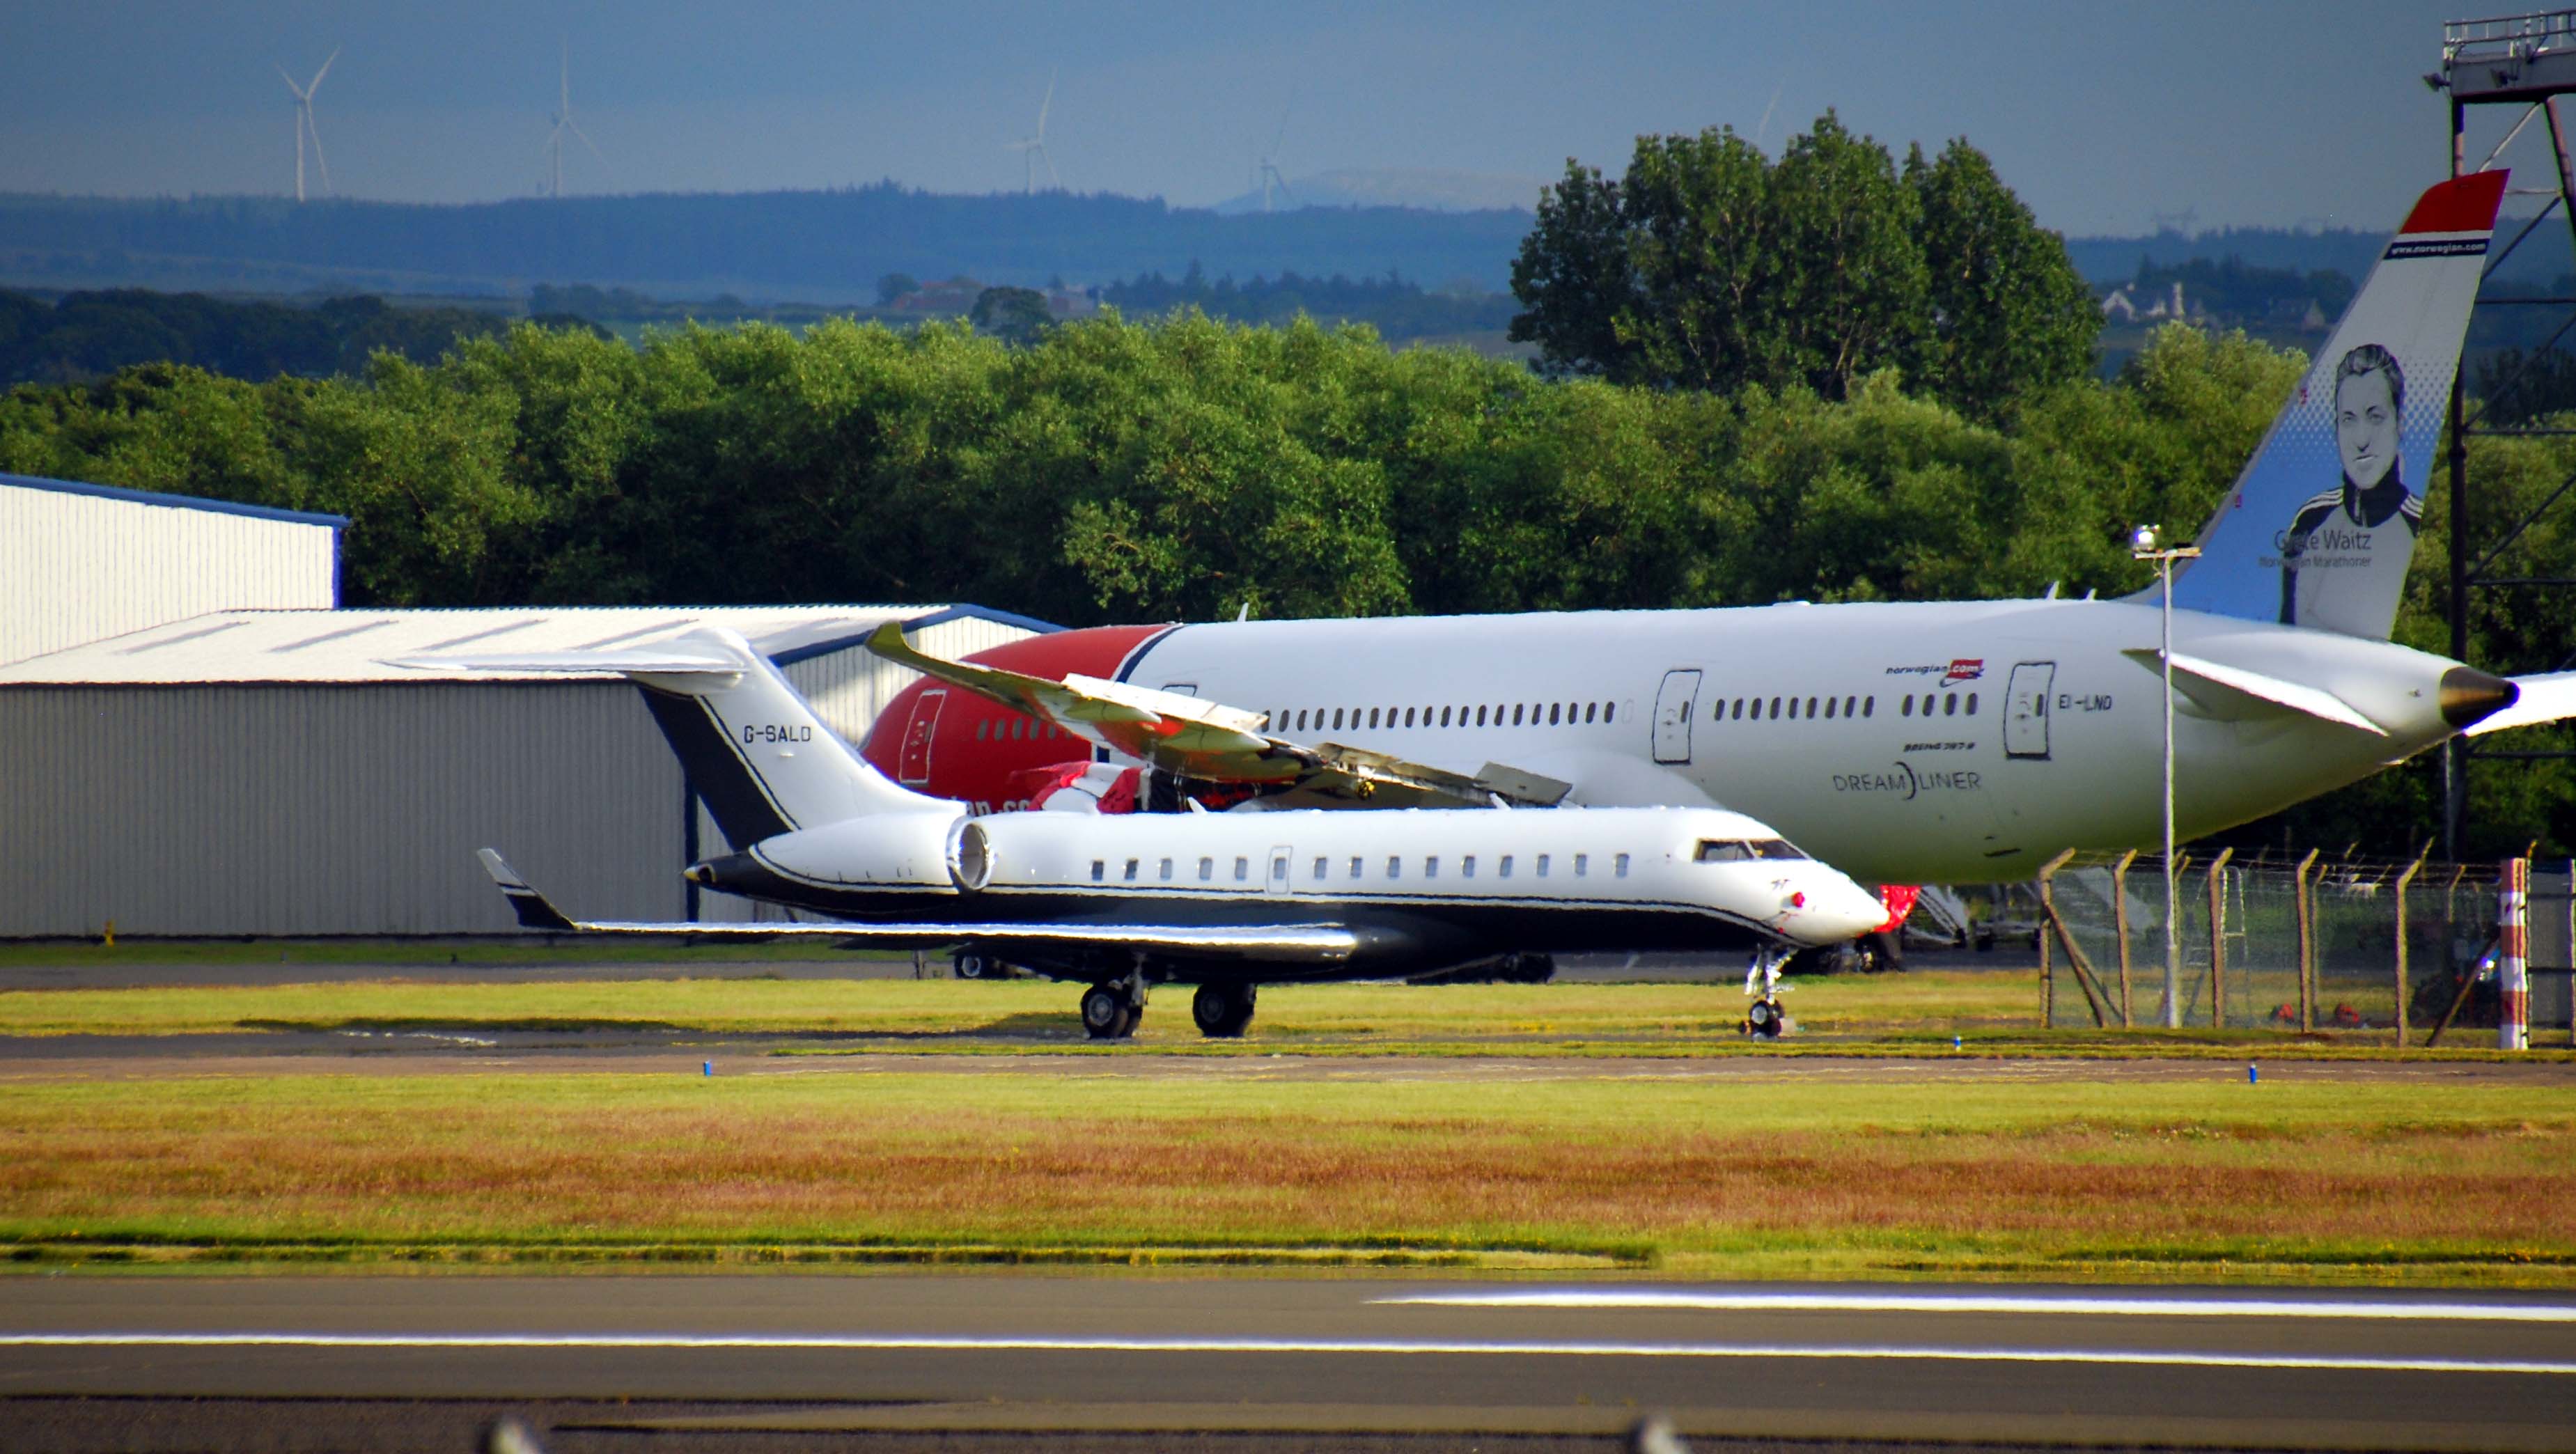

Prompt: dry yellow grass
xmin=4 ymin=1072 xmax=2570 ymax=1281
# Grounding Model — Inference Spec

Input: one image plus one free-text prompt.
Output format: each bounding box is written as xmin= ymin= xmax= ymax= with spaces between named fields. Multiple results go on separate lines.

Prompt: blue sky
xmin=0 ymin=1 xmax=2524 ymax=235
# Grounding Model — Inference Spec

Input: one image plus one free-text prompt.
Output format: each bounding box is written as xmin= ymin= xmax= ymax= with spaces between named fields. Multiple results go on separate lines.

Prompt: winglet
xmin=476 ymin=848 xmax=579 ymax=932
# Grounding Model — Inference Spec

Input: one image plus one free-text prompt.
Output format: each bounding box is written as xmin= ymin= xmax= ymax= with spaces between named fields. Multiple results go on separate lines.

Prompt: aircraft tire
xmin=1192 ymin=982 xmax=1257 ymax=1038
xmin=1745 ymin=998 xmax=1784 ymax=1039
xmin=953 ymin=951 xmax=992 ymax=980
xmin=1080 ymin=984 xmax=1135 ymax=1040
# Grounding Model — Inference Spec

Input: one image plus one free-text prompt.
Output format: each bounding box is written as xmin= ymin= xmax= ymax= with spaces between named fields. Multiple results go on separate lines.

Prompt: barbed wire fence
xmin=1960 ymin=850 xmax=2573 ymax=1043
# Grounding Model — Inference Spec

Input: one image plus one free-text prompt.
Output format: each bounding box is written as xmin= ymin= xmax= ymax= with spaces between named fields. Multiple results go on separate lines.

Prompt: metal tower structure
xmin=2433 ymin=12 xmax=2576 ymax=857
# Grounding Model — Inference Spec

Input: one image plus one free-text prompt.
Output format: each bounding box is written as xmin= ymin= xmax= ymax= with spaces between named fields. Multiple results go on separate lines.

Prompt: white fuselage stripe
xmin=1371 ymin=1290 xmax=2576 ymax=1322
xmin=1 ymin=1332 xmax=2570 ymax=1375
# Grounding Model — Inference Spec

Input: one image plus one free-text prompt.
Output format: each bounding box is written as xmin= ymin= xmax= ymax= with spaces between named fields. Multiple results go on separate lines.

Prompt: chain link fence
xmin=1976 ymin=851 xmax=2561 ymax=1037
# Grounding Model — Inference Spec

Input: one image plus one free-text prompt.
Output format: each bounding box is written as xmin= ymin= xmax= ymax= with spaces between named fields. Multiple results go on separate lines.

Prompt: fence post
xmin=2036 ymin=849 xmax=2075 ymax=1029
xmin=2205 ymin=847 xmax=2233 ymax=1029
xmin=2394 ymin=852 xmax=2426 ymax=1047
xmin=2111 ymin=848 xmax=2137 ymax=1028
xmin=2501 ymin=857 xmax=2530 ymax=1052
xmin=2293 ymin=847 xmax=2319 ymax=1033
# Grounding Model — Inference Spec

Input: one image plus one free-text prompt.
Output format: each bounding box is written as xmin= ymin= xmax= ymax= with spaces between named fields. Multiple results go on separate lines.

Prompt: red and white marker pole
xmin=2500 ymin=858 xmax=2529 ymax=1053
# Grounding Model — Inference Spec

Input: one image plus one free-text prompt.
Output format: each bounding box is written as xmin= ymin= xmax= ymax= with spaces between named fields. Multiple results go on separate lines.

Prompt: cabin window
xmin=1313 ymin=856 xmax=1328 ymax=880
xmin=1573 ymin=853 xmax=1589 ymax=877
xmin=1604 ymin=703 xmax=1616 ymax=723
xmin=1786 ymin=697 xmax=1799 ymax=720
xmin=1368 ymin=708 xmax=1380 ymax=728
xmin=1198 ymin=857 xmax=1214 ymax=882
xmin=1536 ymin=854 xmax=1550 ymax=877
xmin=1091 ymin=859 xmax=1105 ymax=882
xmin=1426 ymin=856 xmax=1439 ymax=880
xmin=1271 ymin=857 xmax=1288 ymax=884
xmin=1159 ymin=858 xmax=1173 ymax=881
xmin=1823 ymin=696 xmax=1836 ymax=719
xmin=1506 ymin=704 xmax=1520 ymax=726
xmin=1387 ymin=856 xmax=1402 ymax=880
xmin=1586 ymin=703 xmax=1598 ymax=724
xmin=1900 ymin=695 xmax=1914 ymax=717
xmin=1862 ymin=696 xmax=1874 ymax=717
xmin=1499 ymin=855 xmax=1514 ymax=878
xmin=1235 ymin=856 xmax=1250 ymax=882
xmin=975 ymin=720 xmax=989 ymax=741
xmin=1806 ymin=696 xmax=1818 ymax=717
xmin=1547 ymin=703 xmax=1559 ymax=726
xmin=1966 ymin=691 xmax=1979 ymax=715
xmin=1944 ymin=692 xmax=1958 ymax=717
xmin=1476 ymin=705 xmax=1488 ymax=726
xmin=1461 ymin=856 xmax=1476 ymax=878
xmin=1615 ymin=853 xmax=1631 ymax=878
xmin=1770 ymin=696 xmax=1783 ymax=719
xmin=1845 ymin=695 xmax=1857 ymax=717
xmin=1331 ymin=708 xmax=1343 ymax=730
xmin=1404 ymin=708 xmax=1416 ymax=727
xmin=1124 ymin=858 xmax=1139 ymax=881
xmin=1293 ymin=710 xmax=1306 ymax=731
xmin=1349 ymin=856 xmax=1364 ymax=879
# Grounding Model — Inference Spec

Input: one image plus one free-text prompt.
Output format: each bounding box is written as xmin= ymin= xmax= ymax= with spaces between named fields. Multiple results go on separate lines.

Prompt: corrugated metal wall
xmin=0 ymin=489 xmax=338 ymax=666
xmin=0 ymin=683 xmax=684 ymax=937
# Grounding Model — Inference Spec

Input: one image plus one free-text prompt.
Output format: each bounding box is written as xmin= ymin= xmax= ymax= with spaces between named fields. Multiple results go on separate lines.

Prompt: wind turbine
xmin=544 ymin=39 xmax=602 ymax=198
xmin=275 ymin=48 xmax=339 ymax=203
xmin=1006 ymin=71 xmax=1059 ymax=194
xmin=1256 ymin=100 xmax=1293 ymax=213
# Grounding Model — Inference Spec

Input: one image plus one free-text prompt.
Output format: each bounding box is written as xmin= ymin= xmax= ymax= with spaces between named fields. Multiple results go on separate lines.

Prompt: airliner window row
xmin=1710 ymin=691 xmax=1978 ymax=721
xmin=1258 ymin=701 xmax=1618 ymax=734
xmin=974 ymin=717 xmax=1072 ymax=742
xmin=1088 ymin=852 xmax=1640 ymax=884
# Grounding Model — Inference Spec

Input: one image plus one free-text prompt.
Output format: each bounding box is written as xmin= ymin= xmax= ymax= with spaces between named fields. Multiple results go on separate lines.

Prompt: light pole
xmin=2131 ymin=524 xmax=2200 ymax=1029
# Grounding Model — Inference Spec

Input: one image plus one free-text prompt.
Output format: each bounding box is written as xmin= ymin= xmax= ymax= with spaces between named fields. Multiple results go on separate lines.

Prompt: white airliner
xmin=426 ymin=630 xmax=1887 ymax=1038
xmin=857 ymin=170 xmax=2576 ymax=891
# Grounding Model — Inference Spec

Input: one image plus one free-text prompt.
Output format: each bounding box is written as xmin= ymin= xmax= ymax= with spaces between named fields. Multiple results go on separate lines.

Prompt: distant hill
xmin=0 ymin=184 xmax=1535 ymax=303
xmin=1211 ymin=168 xmax=1550 ymax=217
xmin=2063 ymin=219 xmax=2565 ymax=290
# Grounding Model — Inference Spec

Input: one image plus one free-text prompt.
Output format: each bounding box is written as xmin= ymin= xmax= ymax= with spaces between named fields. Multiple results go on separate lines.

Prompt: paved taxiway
xmin=6 ymin=1276 xmax=2574 ymax=1451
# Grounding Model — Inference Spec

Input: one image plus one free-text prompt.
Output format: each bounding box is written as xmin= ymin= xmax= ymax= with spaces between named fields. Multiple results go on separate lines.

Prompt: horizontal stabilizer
xmin=2466 ymin=671 xmax=2576 ymax=736
xmin=2120 ymin=650 xmax=2387 ymax=735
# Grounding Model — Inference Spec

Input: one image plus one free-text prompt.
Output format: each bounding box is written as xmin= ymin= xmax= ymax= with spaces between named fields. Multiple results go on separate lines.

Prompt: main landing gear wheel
xmin=1191 ymin=982 xmax=1258 ymax=1038
xmin=1081 ymin=983 xmax=1139 ymax=1040
xmin=952 ymin=951 xmax=992 ymax=980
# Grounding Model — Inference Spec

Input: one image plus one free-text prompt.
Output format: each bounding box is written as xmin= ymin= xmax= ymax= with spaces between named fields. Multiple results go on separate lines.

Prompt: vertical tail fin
xmin=2169 ymin=170 xmax=2507 ymax=639
xmin=389 ymin=627 xmax=953 ymax=847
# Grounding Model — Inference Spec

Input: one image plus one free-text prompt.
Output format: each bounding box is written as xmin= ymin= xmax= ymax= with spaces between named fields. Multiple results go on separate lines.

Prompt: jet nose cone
xmin=2440 ymin=666 xmax=2518 ymax=730
xmin=1783 ymin=876 xmax=1891 ymax=946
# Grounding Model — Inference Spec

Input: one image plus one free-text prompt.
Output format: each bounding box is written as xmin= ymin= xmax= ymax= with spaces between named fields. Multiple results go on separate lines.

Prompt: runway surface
xmin=6 ymin=1276 xmax=2575 ymax=1451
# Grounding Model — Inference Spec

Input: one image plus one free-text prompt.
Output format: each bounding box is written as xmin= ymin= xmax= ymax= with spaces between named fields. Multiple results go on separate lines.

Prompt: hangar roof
xmin=0 ymin=604 xmax=1059 ymax=685
xmin=1 ymin=471 xmax=350 ymax=529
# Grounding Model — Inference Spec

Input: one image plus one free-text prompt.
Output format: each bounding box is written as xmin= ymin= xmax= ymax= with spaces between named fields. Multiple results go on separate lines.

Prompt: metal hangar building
xmin=0 ymin=604 xmax=1052 ymax=938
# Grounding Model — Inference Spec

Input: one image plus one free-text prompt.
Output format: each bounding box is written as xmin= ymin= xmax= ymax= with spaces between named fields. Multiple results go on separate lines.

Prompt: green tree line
xmin=2 ymin=307 xmax=2565 ymax=856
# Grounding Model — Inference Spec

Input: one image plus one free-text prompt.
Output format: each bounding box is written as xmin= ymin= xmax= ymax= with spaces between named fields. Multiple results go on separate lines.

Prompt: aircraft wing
xmin=2465 ymin=671 xmax=2576 ymax=737
xmin=864 ymin=623 xmax=1568 ymax=808
xmin=479 ymin=850 xmax=1369 ymax=962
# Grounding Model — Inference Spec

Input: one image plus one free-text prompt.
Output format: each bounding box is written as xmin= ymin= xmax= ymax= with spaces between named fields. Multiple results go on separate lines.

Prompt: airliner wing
xmin=478 ymin=850 xmax=1368 ymax=962
xmin=864 ymin=623 xmax=1567 ymax=807
xmin=2465 ymin=671 xmax=2576 ymax=736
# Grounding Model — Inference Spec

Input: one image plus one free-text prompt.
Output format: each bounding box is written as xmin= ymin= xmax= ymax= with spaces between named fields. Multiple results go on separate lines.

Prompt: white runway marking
xmin=2 ymin=1333 xmax=2571 ymax=1375
xmin=1375 ymin=1290 xmax=2576 ymax=1323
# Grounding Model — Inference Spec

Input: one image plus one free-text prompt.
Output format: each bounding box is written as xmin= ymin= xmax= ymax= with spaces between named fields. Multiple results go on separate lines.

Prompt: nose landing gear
xmin=1741 ymin=946 xmax=1790 ymax=1040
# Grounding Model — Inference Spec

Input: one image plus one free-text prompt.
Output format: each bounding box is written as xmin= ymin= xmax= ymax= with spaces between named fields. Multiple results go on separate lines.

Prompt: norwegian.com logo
xmin=1940 ymin=659 xmax=1985 ymax=687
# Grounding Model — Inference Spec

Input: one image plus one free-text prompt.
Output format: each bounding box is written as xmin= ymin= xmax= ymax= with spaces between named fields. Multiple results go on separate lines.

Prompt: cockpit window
xmin=1696 ymin=838 xmax=1810 ymax=863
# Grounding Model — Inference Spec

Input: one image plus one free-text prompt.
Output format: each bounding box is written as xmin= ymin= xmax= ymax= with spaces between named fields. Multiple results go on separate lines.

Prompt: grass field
xmin=0 ymin=973 xmax=2034 ymax=1041
xmin=3 ymin=1070 xmax=2570 ymax=1283
xmin=0 ymin=970 xmax=2547 ymax=1058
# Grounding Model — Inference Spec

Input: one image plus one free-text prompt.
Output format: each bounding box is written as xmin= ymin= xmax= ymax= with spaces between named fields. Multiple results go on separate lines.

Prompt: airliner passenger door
xmin=898 ymin=689 xmax=946 ymax=784
xmin=1652 ymin=669 xmax=1702 ymax=765
xmin=2004 ymin=663 xmax=2054 ymax=760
